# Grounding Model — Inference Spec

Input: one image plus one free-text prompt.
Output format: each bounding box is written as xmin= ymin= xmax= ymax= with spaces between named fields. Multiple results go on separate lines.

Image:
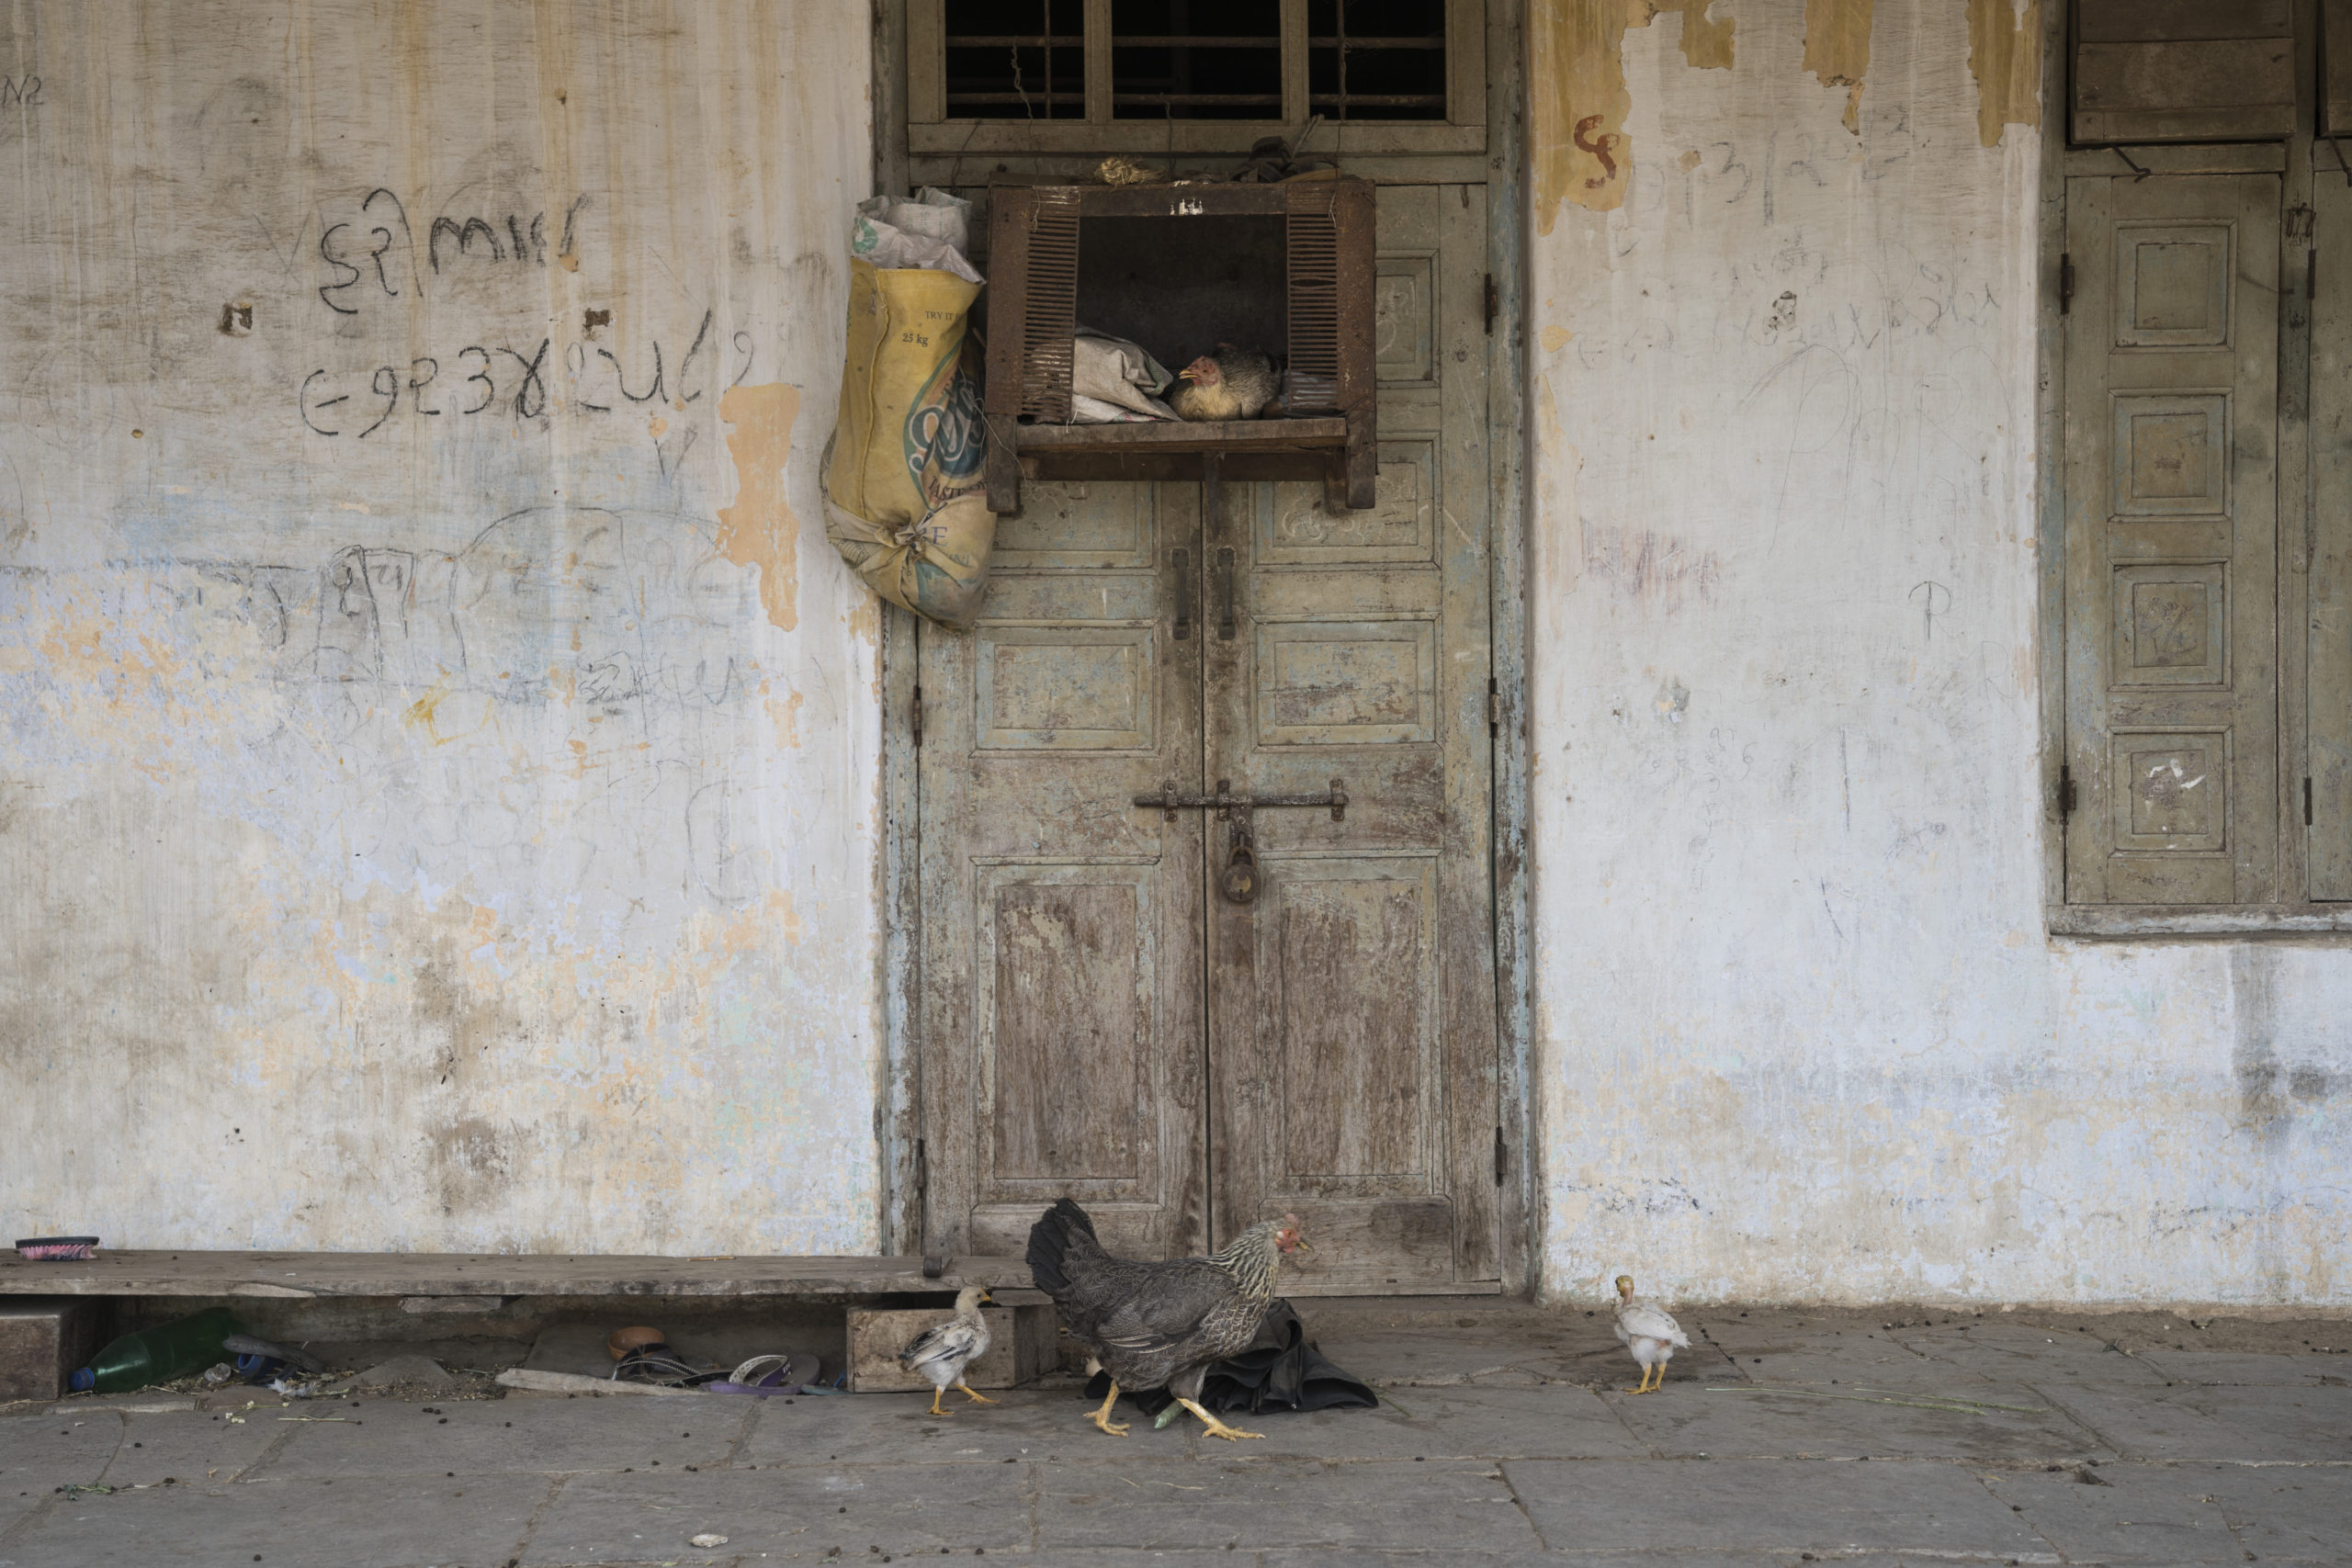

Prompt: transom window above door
xmin=907 ymin=0 xmax=1487 ymax=158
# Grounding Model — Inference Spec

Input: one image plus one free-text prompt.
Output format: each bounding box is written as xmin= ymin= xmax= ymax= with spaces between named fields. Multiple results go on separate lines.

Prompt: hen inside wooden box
xmin=1079 ymin=214 xmax=1289 ymax=422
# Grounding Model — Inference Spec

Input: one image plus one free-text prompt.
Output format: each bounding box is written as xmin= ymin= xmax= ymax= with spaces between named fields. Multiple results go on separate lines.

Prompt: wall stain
xmin=1585 ymin=525 xmax=1722 ymax=612
xmin=1804 ymin=0 xmax=1874 ymax=134
xmin=1532 ymin=1 xmax=1736 ymax=231
xmin=717 ymin=382 xmax=802 ymax=633
xmin=1967 ymin=0 xmax=2042 ymax=149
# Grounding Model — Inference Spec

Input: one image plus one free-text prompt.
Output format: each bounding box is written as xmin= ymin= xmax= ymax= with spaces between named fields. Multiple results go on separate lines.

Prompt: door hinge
xmin=1487 ymin=677 xmax=1501 ymax=738
xmin=2306 ymin=776 xmax=2314 ymax=828
xmin=2057 ymin=764 xmax=2077 ymax=818
xmin=914 ymin=1137 xmax=928 ymax=1202
xmin=2059 ymin=254 xmax=2075 ymax=315
xmin=1484 ymin=273 xmax=1498 ymax=334
xmin=910 ymin=683 xmax=923 ymax=747
xmin=1493 ymin=1124 xmax=1507 ymax=1185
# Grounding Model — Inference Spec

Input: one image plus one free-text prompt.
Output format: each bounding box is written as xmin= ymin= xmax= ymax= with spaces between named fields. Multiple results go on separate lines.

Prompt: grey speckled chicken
xmin=1026 ymin=1198 xmax=1308 ymax=1441
xmin=1170 ymin=344 xmax=1280 ymax=422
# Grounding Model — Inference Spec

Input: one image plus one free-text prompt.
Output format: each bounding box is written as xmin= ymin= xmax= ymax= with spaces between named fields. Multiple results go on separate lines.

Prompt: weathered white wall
xmin=1528 ymin=0 xmax=2352 ymax=1304
xmin=0 ymin=1 xmax=884 ymax=1253
xmin=7 ymin=0 xmax=2346 ymax=1302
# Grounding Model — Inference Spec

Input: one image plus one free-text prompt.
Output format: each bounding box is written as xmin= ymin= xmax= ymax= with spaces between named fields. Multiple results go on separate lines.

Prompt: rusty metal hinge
xmin=2306 ymin=776 xmax=2315 ymax=828
xmin=1493 ymin=1125 xmax=1507 ymax=1185
xmin=1487 ymin=677 xmax=1501 ymax=738
xmin=915 ymin=1137 xmax=928 ymax=1201
xmin=2059 ymin=254 xmax=2075 ymax=315
xmin=1484 ymin=274 xmax=1498 ymax=334
xmin=2058 ymin=764 xmax=2077 ymax=818
xmin=911 ymin=683 xmax=923 ymax=747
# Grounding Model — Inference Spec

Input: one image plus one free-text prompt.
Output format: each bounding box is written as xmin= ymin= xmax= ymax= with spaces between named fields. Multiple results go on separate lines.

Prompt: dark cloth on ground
xmin=1080 ymin=1299 xmax=1377 ymax=1417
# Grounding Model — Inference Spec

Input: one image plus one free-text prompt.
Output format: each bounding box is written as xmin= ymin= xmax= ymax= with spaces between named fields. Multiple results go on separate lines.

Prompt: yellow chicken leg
xmin=956 ymin=1381 xmax=998 ymax=1405
xmin=1624 ymin=1363 xmax=1655 ymax=1395
xmin=928 ymin=1386 xmax=953 ymax=1416
xmin=1177 ymin=1396 xmax=1263 ymax=1442
xmin=1090 ymin=1380 xmax=1130 ymax=1437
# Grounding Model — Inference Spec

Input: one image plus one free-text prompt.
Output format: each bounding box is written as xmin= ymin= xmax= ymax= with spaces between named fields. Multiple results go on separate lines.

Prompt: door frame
xmin=866 ymin=0 xmax=1537 ymax=1295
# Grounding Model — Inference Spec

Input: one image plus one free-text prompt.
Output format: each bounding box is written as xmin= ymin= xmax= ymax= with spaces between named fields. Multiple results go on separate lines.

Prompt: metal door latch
xmin=1133 ymin=777 xmax=1348 ymax=823
xmin=1133 ymin=778 xmax=1349 ymax=906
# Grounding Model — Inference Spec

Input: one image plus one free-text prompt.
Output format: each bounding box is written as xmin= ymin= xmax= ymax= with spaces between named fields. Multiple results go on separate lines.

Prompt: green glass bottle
xmin=70 ymin=1307 xmax=246 ymax=1393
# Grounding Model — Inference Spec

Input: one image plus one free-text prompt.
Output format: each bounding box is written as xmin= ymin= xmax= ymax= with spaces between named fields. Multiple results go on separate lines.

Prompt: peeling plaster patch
xmin=766 ymin=689 xmax=805 ymax=749
xmin=1804 ymin=0 xmax=1874 ymax=133
xmin=1675 ymin=2 xmax=1734 ymax=69
xmin=717 ymin=383 xmax=802 ymax=634
xmin=1541 ymin=324 xmax=1573 ymax=353
xmin=1532 ymin=1 xmax=1736 ymax=230
xmin=1967 ymin=0 xmax=2042 ymax=148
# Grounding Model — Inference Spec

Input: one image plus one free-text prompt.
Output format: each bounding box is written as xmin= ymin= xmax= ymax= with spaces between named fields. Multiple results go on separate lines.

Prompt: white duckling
xmin=1611 ymin=1273 xmax=1690 ymax=1394
xmin=899 ymin=1285 xmax=998 ymax=1416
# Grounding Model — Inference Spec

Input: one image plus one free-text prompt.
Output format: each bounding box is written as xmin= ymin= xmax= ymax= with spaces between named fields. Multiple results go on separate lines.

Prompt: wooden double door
xmin=915 ymin=185 xmax=1498 ymax=1289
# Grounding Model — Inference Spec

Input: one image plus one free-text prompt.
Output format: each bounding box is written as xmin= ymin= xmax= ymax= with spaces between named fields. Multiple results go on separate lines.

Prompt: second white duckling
xmin=1611 ymin=1273 xmax=1690 ymax=1394
xmin=898 ymin=1285 xmax=999 ymax=1416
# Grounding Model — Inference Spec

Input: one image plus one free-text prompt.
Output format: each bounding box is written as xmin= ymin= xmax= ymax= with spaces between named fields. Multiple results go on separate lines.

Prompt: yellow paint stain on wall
xmin=718 ymin=382 xmax=803 ymax=633
xmin=1533 ymin=375 xmax=1584 ymax=596
xmin=766 ymin=690 xmax=805 ymax=749
xmin=404 ymin=680 xmax=454 ymax=740
xmin=1967 ymin=0 xmax=2042 ymax=148
xmin=1804 ymin=0 xmax=1874 ymax=133
xmin=1532 ymin=1 xmax=1736 ymax=231
xmin=1542 ymin=324 xmax=1574 ymax=353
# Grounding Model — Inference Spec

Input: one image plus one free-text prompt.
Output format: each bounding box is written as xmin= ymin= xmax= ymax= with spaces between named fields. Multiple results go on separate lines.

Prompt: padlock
xmin=1221 ymin=840 xmax=1260 ymax=905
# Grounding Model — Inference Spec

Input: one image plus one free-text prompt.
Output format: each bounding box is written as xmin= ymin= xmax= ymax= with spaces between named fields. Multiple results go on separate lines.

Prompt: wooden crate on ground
xmin=846 ymin=1303 xmax=1056 ymax=1393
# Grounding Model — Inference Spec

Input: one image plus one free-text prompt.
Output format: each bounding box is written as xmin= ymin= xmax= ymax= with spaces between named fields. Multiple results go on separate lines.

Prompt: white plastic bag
xmin=878 ymin=187 xmax=971 ymax=252
xmin=1069 ymin=327 xmax=1177 ymax=422
xmin=851 ymin=190 xmax=981 ymax=283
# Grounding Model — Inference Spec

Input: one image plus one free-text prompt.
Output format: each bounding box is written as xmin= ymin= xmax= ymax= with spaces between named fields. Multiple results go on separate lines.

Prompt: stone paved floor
xmin=2 ymin=1303 xmax=2347 ymax=1566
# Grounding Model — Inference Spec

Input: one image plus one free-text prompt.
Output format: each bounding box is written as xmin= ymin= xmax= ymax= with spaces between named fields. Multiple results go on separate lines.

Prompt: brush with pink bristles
xmin=16 ymin=1236 xmax=99 ymax=1261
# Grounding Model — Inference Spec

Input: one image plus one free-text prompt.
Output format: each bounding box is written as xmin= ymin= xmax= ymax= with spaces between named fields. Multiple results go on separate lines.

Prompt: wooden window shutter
xmin=982 ymin=186 xmax=1082 ymax=430
xmin=1284 ymin=189 xmax=1341 ymax=414
xmin=2062 ymin=173 xmax=2281 ymax=906
xmin=1283 ymin=180 xmax=1375 ymax=419
xmin=2074 ymin=0 xmax=2294 ymax=145
xmin=2310 ymin=164 xmax=2352 ymax=897
xmin=2325 ymin=0 xmax=2352 ymax=136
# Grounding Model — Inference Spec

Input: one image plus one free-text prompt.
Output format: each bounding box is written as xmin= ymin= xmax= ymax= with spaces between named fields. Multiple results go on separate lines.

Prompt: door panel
xmin=920 ymin=183 xmax=1496 ymax=1286
xmin=2063 ymin=174 xmax=2279 ymax=906
xmin=1205 ymin=183 xmax=1498 ymax=1288
xmin=984 ymin=873 xmax=1151 ymax=1182
xmin=920 ymin=481 xmax=1206 ymax=1262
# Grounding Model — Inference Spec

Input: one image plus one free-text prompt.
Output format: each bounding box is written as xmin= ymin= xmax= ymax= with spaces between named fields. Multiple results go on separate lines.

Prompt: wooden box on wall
xmin=979 ymin=177 xmax=1379 ymax=514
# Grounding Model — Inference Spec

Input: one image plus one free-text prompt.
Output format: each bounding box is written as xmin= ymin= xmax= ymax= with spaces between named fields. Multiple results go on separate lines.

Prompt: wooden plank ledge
xmin=0 ymin=1252 xmax=1036 ymax=1300
xmin=1012 ymin=416 xmax=1347 ymax=453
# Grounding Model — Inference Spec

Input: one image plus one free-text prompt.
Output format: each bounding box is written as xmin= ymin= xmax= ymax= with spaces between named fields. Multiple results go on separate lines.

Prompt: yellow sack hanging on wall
xmin=824 ymin=259 xmax=993 ymax=629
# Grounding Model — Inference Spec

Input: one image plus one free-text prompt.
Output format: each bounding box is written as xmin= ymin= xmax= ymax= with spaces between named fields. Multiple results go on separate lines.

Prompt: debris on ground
xmin=342 ymin=1354 xmax=457 ymax=1392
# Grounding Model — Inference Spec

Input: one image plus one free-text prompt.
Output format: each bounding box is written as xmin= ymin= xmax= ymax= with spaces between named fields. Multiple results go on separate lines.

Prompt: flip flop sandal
xmin=708 ymin=1351 xmax=820 ymax=1396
